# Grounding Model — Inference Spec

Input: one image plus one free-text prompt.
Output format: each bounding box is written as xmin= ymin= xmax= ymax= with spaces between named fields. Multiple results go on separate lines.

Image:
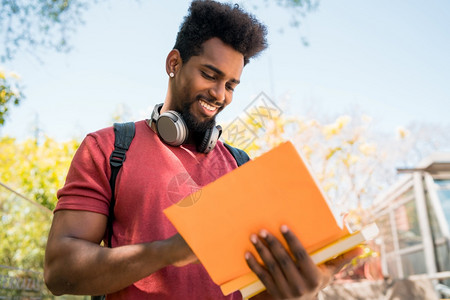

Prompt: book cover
xmin=163 ymin=141 xmax=376 ymax=296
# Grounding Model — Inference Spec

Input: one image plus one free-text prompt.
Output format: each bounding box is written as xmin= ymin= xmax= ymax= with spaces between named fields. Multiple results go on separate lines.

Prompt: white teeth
xmin=199 ymin=100 xmax=217 ymax=112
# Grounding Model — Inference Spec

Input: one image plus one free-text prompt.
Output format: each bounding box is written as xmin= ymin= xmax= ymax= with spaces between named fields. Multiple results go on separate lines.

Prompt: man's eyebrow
xmin=203 ymin=64 xmax=240 ymax=84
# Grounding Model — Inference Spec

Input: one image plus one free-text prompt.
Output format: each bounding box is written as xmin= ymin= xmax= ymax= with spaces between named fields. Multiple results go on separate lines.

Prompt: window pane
xmin=426 ymin=194 xmax=443 ymax=240
xmin=376 ymin=214 xmax=395 ymax=253
xmin=386 ymin=255 xmax=400 ymax=279
xmin=434 ymin=179 xmax=450 ymax=232
xmin=395 ymin=200 xmax=422 ymax=248
xmin=441 ymin=278 xmax=450 ymax=292
xmin=401 ymin=250 xmax=427 ymax=276
xmin=436 ymin=243 xmax=450 ymax=272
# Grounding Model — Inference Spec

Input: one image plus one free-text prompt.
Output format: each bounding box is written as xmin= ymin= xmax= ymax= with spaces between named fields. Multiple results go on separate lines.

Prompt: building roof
xmin=372 ymin=152 xmax=450 ymax=209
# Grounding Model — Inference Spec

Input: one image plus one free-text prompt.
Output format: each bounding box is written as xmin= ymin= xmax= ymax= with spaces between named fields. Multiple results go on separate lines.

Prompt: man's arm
xmin=246 ymin=226 xmax=363 ymax=300
xmin=44 ymin=210 xmax=197 ymax=296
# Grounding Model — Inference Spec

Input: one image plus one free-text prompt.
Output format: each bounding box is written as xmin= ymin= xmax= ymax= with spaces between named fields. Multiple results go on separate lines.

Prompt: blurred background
xmin=1 ymin=0 xmax=449 ymax=299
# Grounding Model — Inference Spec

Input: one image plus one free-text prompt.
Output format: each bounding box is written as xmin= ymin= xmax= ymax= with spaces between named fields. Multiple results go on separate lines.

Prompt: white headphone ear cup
xmin=156 ymin=111 xmax=188 ymax=146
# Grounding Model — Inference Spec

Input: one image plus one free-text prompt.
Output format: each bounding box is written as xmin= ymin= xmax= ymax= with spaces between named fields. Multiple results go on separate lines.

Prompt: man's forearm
xmin=44 ymin=235 xmax=188 ymax=296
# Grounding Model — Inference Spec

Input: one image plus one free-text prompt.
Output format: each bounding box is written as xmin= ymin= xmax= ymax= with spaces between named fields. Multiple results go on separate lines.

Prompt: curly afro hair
xmin=174 ymin=0 xmax=268 ymax=66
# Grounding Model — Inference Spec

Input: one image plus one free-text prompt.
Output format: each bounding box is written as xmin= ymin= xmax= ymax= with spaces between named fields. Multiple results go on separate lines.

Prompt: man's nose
xmin=209 ymin=83 xmax=226 ymax=102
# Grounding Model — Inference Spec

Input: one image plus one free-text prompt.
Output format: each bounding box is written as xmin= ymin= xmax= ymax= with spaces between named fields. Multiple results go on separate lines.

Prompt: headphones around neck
xmin=149 ymin=103 xmax=222 ymax=154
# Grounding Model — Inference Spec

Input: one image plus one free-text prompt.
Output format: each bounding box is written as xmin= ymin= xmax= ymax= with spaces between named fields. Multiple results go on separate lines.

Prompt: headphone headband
xmin=151 ymin=103 xmax=163 ymax=124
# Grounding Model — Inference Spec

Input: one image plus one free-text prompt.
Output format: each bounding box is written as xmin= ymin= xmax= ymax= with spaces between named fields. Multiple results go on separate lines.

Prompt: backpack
xmin=106 ymin=122 xmax=250 ymax=246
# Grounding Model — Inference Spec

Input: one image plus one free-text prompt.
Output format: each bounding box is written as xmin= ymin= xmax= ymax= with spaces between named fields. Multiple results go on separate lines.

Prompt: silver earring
xmin=169 ymin=72 xmax=174 ymax=78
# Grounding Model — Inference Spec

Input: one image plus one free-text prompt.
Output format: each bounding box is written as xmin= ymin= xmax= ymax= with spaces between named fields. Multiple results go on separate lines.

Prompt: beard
xmin=180 ymin=100 xmax=217 ymax=134
xmin=180 ymin=100 xmax=218 ymax=147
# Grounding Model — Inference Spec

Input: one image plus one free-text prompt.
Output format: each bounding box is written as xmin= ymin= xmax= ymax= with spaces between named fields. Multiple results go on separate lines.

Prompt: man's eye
xmin=226 ymin=84 xmax=235 ymax=92
xmin=201 ymin=71 xmax=215 ymax=80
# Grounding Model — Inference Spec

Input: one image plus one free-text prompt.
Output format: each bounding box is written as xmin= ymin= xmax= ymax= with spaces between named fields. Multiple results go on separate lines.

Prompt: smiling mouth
xmin=199 ymin=99 xmax=220 ymax=113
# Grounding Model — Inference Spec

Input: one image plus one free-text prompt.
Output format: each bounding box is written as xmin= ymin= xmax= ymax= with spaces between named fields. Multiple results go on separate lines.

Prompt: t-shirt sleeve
xmin=55 ymin=133 xmax=113 ymax=215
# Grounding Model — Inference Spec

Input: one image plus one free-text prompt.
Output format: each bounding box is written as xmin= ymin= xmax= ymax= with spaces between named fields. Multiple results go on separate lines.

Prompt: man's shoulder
xmin=86 ymin=124 xmax=114 ymax=140
xmin=86 ymin=120 xmax=148 ymax=144
xmin=219 ymin=142 xmax=250 ymax=167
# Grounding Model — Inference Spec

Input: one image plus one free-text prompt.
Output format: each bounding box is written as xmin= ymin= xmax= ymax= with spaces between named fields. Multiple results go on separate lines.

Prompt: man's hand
xmin=245 ymin=225 xmax=363 ymax=300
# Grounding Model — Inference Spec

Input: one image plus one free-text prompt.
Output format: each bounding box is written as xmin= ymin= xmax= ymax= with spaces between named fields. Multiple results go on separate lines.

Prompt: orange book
xmin=163 ymin=141 xmax=377 ymax=298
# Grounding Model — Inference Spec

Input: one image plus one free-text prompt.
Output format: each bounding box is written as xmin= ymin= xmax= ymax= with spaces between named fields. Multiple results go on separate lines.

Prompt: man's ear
xmin=166 ymin=49 xmax=182 ymax=77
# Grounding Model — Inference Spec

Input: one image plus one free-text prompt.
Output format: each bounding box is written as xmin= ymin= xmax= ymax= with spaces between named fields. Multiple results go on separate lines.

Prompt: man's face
xmin=171 ymin=38 xmax=244 ymax=133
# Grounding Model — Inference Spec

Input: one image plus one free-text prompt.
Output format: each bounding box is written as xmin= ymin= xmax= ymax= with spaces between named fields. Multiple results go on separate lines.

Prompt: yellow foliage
xmin=359 ymin=142 xmax=376 ymax=155
xmin=326 ymin=147 xmax=342 ymax=160
xmin=342 ymin=153 xmax=359 ymax=167
xmin=322 ymin=181 xmax=337 ymax=193
xmin=396 ymin=126 xmax=409 ymax=139
xmin=308 ymin=119 xmax=320 ymax=127
xmin=0 ymin=135 xmax=80 ymax=275
xmin=8 ymin=71 xmax=21 ymax=80
xmin=322 ymin=115 xmax=351 ymax=139
xmin=0 ymin=135 xmax=80 ymax=210
xmin=301 ymin=144 xmax=312 ymax=159
xmin=220 ymin=106 xmax=384 ymax=218
xmin=0 ymin=67 xmax=22 ymax=81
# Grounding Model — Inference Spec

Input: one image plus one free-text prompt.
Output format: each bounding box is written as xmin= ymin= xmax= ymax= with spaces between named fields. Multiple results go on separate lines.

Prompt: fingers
xmin=280 ymin=225 xmax=323 ymax=289
xmin=245 ymin=226 xmax=326 ymax=299
xmin=245 ymin=250 xmax=284 ymax=299
xmin=245 ymin=226 xmax=366 ymax=300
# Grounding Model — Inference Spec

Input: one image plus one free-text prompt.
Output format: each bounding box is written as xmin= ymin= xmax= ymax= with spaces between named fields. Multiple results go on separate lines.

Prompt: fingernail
xmin=280 ymin=225 xmax=289 ymax=233
xmin=250 ymin=234 xmax=258 ymax=244
xmin=259 ymin=229 xmax=268 ymax=239
xmin=245 ymin=252 xmax=251 ymax=260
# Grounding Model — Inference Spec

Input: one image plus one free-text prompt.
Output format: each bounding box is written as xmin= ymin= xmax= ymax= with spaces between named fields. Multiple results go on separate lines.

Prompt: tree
xmin=0 ymin=0 xmax=93 ymax=62
xmin=0 ymin=136 xmax=80 ymax=210
xmin=0 ymin=0 xmax=319 ymax=127
xmin=0 ymin=135 xmax=80 ymax=296
xmin=246 ymin=0 xmax=319 ymax=45
xmin=0 ymin=67 xmax=23 ymax=126
xmin=391 ymin=122 xmax=450 ymax=168
xmin=1 ymin=0 xmax=317 ymax=63
xmin=0 ymin=134 xmax=79 ymax=273
xmin=0 ymin=0 xmax=93 ymax=127
xmin=0 ymin=187 xmax=51 ymax=294
xmin=222 ymin=100 xmax=450 ymax=229
xmin=223 ymin=108 xmax=383 ymax=211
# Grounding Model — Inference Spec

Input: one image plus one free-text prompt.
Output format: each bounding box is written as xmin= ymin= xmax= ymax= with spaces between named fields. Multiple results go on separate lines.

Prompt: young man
xmin=44 ymin=1 xmax=361 ymax=299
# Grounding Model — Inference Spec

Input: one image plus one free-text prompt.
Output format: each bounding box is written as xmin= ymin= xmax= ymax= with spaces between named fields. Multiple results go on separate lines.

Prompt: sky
xmin=1 ymin=0 xmax=449 ymax=141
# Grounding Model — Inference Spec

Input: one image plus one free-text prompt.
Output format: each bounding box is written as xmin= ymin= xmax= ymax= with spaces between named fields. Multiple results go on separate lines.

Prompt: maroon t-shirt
xmin=56 ymin=120 xmax=242 ymax=299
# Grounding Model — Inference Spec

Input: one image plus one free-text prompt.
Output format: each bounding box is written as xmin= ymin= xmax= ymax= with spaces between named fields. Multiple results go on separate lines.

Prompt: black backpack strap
xmin=107 ymin=122 xmax=136 ymax=247
xmin=223 ymin=143 xmax=250 ymax=167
